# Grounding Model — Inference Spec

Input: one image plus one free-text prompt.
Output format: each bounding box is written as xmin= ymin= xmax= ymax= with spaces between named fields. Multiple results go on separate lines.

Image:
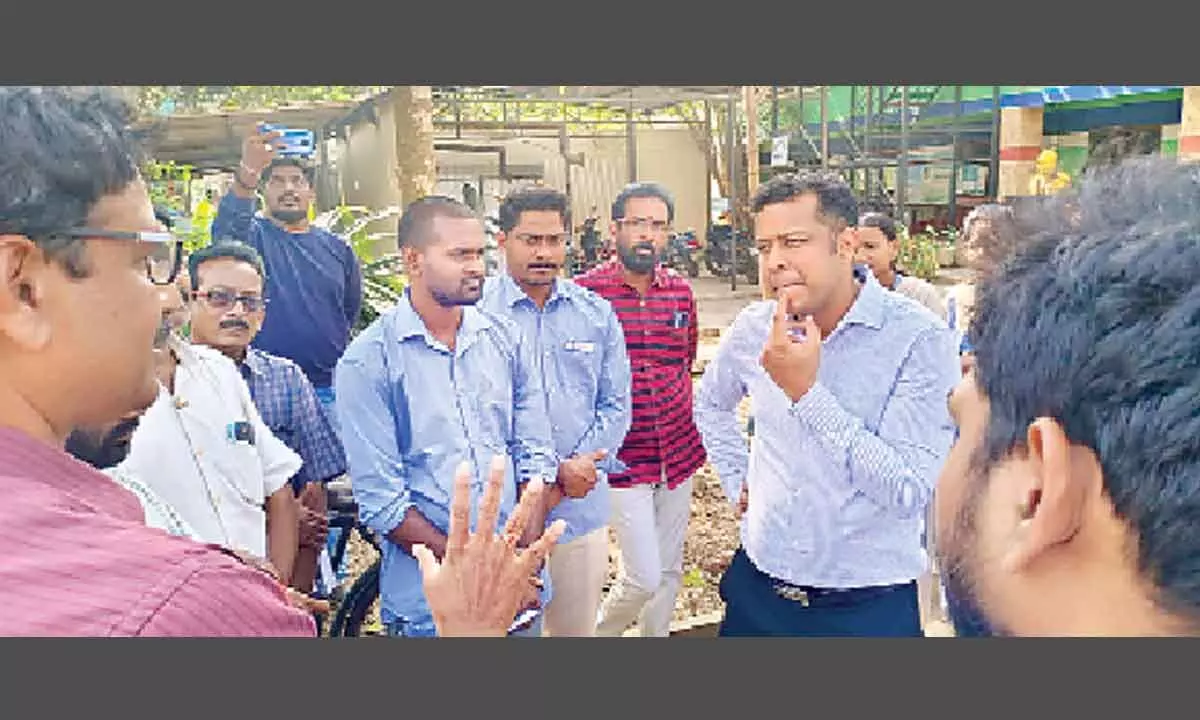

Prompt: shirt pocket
xmin=556 ymin=338 xmax=601 ymax=398
xmin=210 ymin=432 xmax=268 ymax=508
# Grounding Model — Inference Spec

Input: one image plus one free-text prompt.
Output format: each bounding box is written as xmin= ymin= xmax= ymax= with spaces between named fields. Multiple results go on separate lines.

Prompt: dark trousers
xmin=717 ymin=547 xmax=922 ymax=637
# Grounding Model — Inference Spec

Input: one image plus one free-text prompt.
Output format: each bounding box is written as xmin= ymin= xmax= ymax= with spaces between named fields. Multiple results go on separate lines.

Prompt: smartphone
xmin=260 ymin=123 xmax=315 ymax=159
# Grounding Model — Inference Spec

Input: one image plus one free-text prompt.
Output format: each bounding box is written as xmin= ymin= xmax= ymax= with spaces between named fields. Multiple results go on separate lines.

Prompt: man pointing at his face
xmin=695 ymin=172 xmax=959 ymax=637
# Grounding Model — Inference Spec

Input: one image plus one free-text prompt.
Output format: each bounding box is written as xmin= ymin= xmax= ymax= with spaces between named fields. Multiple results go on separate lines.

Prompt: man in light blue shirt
xmin=335 ymin=196 xmax=559 ymax=638
xmin=480 ymin=186 xmax=631 ymax=637
xmin=695 ymin=172 xmax=959 ymax=637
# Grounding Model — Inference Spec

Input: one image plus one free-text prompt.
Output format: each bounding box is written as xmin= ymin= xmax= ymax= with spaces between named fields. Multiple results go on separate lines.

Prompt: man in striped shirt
xmin=576 ymin=182 xmax=706 ymax=637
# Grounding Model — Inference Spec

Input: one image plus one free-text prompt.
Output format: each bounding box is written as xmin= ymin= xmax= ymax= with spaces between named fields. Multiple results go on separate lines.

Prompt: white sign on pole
xmin=770 ymin=136 xmax=790 ymax=167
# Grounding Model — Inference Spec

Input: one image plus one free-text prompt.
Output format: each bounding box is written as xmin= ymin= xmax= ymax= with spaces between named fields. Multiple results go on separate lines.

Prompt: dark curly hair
xmin=968 ymin=155 xmax=1200 ymax=627
xmin=750 ymin=171 xmax=858 ymax=230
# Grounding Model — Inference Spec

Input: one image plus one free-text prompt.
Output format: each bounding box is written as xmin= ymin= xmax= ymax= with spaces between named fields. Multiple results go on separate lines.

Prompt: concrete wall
xmin=338 ymin=107 xmax=710 ymax=250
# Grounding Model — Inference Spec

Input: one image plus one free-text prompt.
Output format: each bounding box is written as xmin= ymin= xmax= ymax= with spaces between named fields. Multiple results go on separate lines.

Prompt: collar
xmin=841 ymin=265 xmax=886 ymax=330
xmin=393 ymin=290 xmax=495 ymax=354
xmin=497 ymin=272 xmax=570 ymax=310
xmin=596 ymin=259 xmax=672 ymax=290
xmin=0 ymin=426 xmax=144 ymax=522
xmin=239 ymin=347 xmax=269 ymax=378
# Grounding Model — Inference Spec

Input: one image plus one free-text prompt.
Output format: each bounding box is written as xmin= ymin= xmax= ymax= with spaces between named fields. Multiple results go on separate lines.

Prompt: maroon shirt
xmin=0 ymin=426 xmax=316 ymax=637
xmin=575 ymin=261 xmax=706 ymax=489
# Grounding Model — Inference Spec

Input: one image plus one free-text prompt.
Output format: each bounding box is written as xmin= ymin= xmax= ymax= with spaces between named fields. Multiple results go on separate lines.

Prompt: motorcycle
xmin=704 ymin=224 xmax=759 ymax=285
xmin=664 ymin=230 xmax=701 ymax=278
xmin=483 ymin=215 xmax=502 ymax=276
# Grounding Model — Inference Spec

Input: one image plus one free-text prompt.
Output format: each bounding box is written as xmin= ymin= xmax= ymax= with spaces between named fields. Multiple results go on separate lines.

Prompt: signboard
xmin=770 ymin=136 xmax=790 ymax=167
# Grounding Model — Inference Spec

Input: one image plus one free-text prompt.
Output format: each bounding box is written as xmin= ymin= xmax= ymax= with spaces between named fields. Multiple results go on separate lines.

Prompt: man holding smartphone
xmin=212 ymin=124 xmax=362 ymax=431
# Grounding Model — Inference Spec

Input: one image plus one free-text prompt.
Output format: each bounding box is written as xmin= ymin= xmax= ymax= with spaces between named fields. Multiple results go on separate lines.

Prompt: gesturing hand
xmin=413 ymin=455 xmax=566 ymax=637
xmin=557 ymin=448 xmax=608 ymax=499
xmin=241 ymin=122 xmax=284 ymax=177
xmin=760 ymin=287 xmax=822 ymax=403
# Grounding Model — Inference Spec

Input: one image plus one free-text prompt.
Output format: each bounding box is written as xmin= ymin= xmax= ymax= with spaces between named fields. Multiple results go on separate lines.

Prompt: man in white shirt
xmin=118 ymin=331 xmax=303 ymax=583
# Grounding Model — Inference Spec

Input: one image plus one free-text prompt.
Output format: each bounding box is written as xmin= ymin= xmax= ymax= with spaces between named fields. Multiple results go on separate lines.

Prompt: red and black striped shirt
xmin=575 ymin=261 xmax=706 ymax=489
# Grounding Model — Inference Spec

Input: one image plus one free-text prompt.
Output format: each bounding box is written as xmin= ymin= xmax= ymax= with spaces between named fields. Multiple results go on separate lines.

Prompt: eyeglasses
xmin=617 ymin=217 xmax=670 ymax=234
xmin=195 ymin=287 xmax=269 ymax=313
xmin=52 ymin=228 xmax=182 ymax=286
xmin=515 ymin=232 xmax=568 ymax=247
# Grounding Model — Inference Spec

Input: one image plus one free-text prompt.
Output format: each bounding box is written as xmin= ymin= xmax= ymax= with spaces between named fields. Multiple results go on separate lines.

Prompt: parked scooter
xmin=704 ymin=223 xmax=759 ymax=284
xmin=664 ymin=230 xmax=701 ymax=278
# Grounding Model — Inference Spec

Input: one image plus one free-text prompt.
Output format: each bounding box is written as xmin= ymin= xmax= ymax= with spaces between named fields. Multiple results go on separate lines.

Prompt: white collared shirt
xmin=118 ymin=341 xmax=302 ymax=559
xmin=103 ymin=466 xmax=200 ymax=541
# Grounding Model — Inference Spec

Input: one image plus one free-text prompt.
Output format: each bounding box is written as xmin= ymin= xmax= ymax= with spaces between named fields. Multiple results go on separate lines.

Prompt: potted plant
xmin=897 ymin=225 xmax=940 ymax=282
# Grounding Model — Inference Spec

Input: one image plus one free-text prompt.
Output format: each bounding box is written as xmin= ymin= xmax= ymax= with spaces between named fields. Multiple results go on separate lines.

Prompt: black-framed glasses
xmin=194 ymin=287 xmax=269 ymax=313
xmin=53 ymin=228 xmax=182 ymax=286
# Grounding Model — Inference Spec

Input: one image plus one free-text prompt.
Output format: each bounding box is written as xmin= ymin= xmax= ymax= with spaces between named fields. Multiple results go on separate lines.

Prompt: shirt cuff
xmin=363 ymin=491 xmax=414 ymax=539
xmin=788 ymin=382 xmax=856 ymax=449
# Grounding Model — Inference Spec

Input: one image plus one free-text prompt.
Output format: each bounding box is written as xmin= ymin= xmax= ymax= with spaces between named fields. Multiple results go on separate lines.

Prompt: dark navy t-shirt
xmin=212 ymin=193 xmax=363 ymax=388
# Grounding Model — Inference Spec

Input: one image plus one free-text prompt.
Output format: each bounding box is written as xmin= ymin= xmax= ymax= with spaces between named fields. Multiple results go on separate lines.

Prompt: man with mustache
xmin=183 ymin=241 xmax=346 ymax=595
xmin=115 ymin=256 xmax=305 ymax=584
xmin=480 ymin=186 xmax=631 ymax=636
xmin=575 ymin=182 xmax=706 ymax=637
xmin=935 ymin=156 xmax=1200 ymax=637
xmin=694 ymin=172 xmax=959 ymax=636
xmin=335 ymin=195 xmax=560 ymax=637
xmin=0 ymin=86 xmax=314 ymax=636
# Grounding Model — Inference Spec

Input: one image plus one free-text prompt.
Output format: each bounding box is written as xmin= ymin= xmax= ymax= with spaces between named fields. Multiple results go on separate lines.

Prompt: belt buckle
xmin=774 ymin=583 xmax=810 ymax=607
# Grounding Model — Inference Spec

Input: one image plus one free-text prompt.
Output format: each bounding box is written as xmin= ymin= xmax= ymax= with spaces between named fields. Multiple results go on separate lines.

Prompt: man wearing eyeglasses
xmin=479 ymin=186 xmax=632 ymax=637
xmin=182 ymin=241 xmax=346 ymax=595
xmin=116 ymin=247 xmax=306 ymax=585
xmin=575 ymin=182 xmax=706 ymax=637
xmin=0 ymin=86 xmax=315 ymax=636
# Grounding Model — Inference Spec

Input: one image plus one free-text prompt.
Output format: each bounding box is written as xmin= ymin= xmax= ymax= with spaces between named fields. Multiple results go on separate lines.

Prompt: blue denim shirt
xmin=334 ymin=292 xmax=558 ymax=629
xmin=479 ymin=275 xmax=632 ymax=543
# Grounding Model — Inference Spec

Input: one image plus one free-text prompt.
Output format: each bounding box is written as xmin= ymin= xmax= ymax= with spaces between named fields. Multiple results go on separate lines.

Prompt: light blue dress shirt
xmin=334 ymin=292 xmax=559 ymax=629
xmin=480 ymin=274 xmax=632 ymax=544
xmin=694 ymin=272 xmax=959 ymax=588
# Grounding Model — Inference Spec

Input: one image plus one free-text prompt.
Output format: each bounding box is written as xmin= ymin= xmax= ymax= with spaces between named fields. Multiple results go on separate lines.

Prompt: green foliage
xmin=134 ymin=86 xmax=387 ymax=117
xmin=313 ymin=205 xmax=407 ymax=333
xmin=897 ymin=224 xmax=942 ymax=282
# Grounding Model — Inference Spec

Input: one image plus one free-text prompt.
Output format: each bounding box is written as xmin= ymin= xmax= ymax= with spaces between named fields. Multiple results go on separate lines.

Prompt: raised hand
xmin=413 ymin=455 xmax=566 ymax=637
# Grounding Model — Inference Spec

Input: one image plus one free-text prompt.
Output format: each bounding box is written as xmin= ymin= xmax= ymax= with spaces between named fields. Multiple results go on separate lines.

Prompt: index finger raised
xmin=768 ymin=292 xmax=794 ymax=346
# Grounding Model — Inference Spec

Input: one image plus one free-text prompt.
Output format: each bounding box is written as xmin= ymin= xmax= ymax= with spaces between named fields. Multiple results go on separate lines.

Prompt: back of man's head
xmin=961 ymin=156 xmax=1200 ymax=633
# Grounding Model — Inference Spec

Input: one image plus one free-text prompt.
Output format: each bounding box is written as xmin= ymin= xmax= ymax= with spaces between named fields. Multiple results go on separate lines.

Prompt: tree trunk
xmin=391 ymin=86 xmax=437 ymax=206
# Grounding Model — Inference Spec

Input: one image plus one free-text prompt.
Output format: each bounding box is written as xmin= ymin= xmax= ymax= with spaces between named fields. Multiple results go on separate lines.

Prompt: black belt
xmin=771 ymin=580 xmax=911 ymax=608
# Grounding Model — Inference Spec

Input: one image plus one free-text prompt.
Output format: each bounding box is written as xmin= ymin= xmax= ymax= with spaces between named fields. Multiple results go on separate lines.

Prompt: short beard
xmin=431 ymin=286 xmax=481 ymax=308
xmin=617 ymin=243 xmax=657 ymax=274
xmin=272 ymin=208 xmax=307 ymax=224
xmin=936 ymin=466 xmax=1001 ymax=637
